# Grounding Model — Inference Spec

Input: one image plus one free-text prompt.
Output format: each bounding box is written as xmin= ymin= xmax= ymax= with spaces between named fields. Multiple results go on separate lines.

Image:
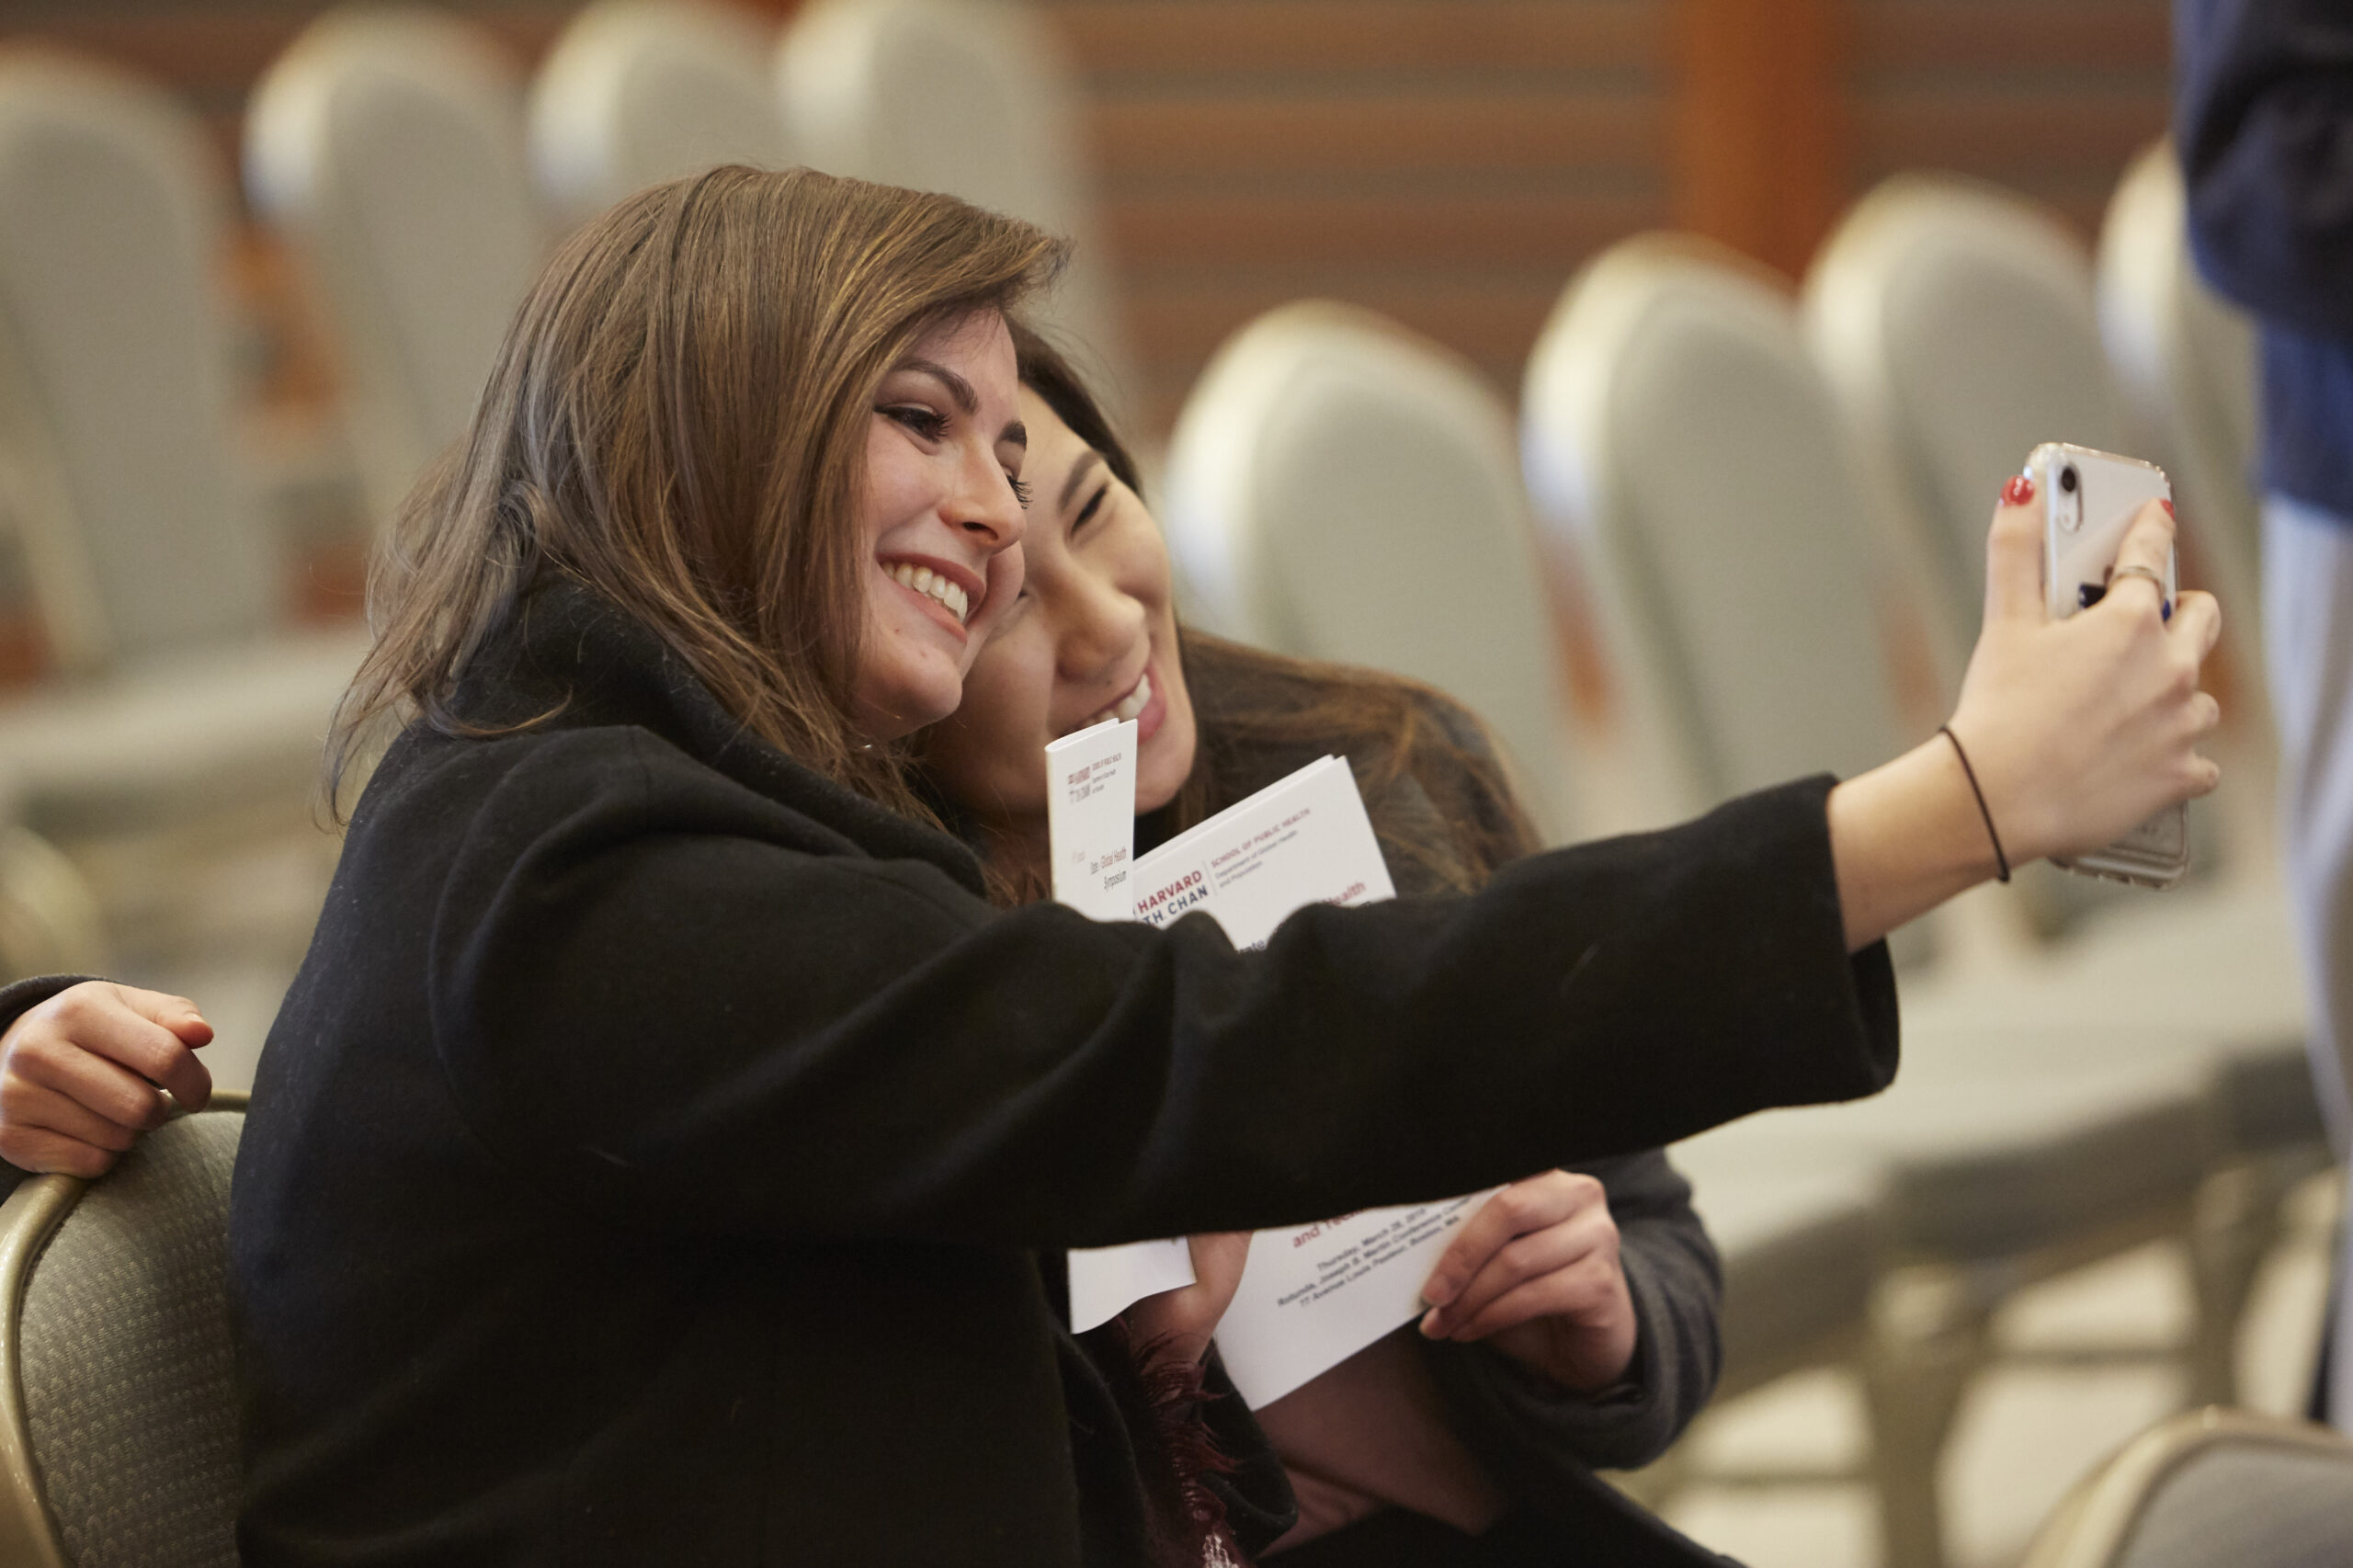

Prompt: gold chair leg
xmin=2186 ymin=1162 xmax=2280 ymax=1408
xmin=1862 ymin=1267 xmax=1993 ymax=1568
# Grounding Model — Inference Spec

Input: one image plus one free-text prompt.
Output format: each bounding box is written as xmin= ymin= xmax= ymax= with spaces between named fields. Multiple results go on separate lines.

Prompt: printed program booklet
xmin=1052 ymin=741 xmax=1497 ymax=1406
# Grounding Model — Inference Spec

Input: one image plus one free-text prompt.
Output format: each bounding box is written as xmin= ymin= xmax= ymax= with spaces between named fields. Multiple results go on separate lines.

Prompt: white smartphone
xmin=2028 ymin=441 xmax=2188 ymax=890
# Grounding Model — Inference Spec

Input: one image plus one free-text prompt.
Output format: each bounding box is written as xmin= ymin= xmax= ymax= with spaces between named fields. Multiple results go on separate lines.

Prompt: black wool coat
xmin=227 ymin=581 xmax=1898 ymax=1566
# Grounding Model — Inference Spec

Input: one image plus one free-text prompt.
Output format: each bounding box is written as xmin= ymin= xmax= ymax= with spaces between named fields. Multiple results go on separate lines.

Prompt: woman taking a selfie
xmin=0 ymin=165 xmax=2216 ymax=1567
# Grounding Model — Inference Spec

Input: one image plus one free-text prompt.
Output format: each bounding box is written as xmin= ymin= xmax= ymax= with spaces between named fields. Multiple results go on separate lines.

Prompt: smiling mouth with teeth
xmin=1079 ymin=670 xmax=1153 ymax=731
xmin=887 ymin=562 xmax=972 ymax=627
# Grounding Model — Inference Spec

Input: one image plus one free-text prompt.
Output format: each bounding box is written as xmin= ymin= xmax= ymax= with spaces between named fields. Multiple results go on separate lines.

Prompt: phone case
xmin=2029 ymin=441 xmax=2188 ymax=890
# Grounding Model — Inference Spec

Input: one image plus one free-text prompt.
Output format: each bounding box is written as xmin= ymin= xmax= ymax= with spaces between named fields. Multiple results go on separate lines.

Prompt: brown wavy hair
xmin=329 ymin=165 xmax=1064 ymax=821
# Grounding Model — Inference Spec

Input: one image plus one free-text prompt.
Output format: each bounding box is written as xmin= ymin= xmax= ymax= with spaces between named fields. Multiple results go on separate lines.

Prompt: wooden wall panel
xmin=1051 ymin=0 xmax=1669 ymax=429
xmin=1044 ymin=1 xmax=1658 ymax=75
xmin=1847 ymin=0 xmax=2174 ymax=237
xmin=0 ymin=0 xmax=2182 ymax=441
xmin=1672 ymin=0 xmax=1846 ymax=278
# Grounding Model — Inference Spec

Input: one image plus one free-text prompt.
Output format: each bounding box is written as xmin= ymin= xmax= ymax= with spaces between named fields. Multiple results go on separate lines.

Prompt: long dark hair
xmin=330 ymin=166 xmax=1064 ymax=821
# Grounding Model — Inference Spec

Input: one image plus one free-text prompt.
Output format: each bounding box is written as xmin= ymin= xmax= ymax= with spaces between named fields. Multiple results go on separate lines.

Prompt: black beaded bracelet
xmin=1939 ymin=724 xmax=2010 ymax=883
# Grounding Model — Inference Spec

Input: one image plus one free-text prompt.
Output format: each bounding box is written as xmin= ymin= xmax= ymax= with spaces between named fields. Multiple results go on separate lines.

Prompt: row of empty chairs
xmin=1156 ymin=152 xmax=2311 ymax=1567
xmin=0 ymin=0 xmax=1124 ymax=1050
xmin=0 ymin=46 xmax=370 ymax=994
xmin=248 ymin=0 xmax=1131 ymax=534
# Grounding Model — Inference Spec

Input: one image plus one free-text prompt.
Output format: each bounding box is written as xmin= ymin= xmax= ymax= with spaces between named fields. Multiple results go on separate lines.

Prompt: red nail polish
xmin=2002 ymin=473 xmax=2036 ymax=507
xmin=2159 ymin=499 xmax=2175 ymax=517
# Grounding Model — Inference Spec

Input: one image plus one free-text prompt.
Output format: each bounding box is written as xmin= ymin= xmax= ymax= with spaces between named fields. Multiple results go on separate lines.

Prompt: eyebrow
xmin=897 ymin=358 xmax=977 ymax=415
xmin=894 ymin=357 xmax=1026 ymax=452
xmin=1059 ymin=449 xmax=1105 ymax=512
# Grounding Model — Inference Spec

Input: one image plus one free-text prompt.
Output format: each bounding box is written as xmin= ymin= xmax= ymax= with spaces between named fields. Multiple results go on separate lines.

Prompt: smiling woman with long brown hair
xmin=0 ymin=156 xmax=2225 ymax=1568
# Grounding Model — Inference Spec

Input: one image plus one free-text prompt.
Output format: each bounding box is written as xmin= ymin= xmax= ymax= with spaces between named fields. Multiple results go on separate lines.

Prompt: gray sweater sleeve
xmin=1417 ymin=1148 xmax=1722 ymax=1484
xmin=0 ymin=974 xmax=92 ymax=1026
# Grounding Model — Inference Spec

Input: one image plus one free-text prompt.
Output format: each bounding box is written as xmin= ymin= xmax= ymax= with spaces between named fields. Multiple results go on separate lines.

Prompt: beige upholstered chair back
xmin=1161 ymin=301 xmax=1579 ymax=843
xmin=0 ymin=1107 xmax=245 ymax=1568
xmin=247 ymin=8 xmax=545 ymax=530
xmin=1522 ymin=234 xmax=1916 ymax=829
xmin=2099 ymin=138 xmax=2266 ymax=687
xmin=0 ymin=48 xmax=271 ymax=675
xmin=777 ymin=0 xmax=1137 ymax=418
xmin=530 ymin=0 xmax=790 ymax=229
xmin=1804 ymin=174 xmax=2133 ymax=670
xmin=2020 ymin=1408 xmax=2353 ymax=1568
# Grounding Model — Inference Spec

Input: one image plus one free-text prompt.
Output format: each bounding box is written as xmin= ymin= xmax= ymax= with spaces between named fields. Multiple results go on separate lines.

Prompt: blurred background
xmin=0 ymin=4 xmax=2334 ymax=1567
xmin=0 ymin=0 xmax=2174 ymax=468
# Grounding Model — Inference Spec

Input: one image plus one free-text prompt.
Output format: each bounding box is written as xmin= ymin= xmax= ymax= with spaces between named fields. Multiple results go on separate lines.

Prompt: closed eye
xmin=1071 ymin=482 xmax=1109 ymax=534
xmin=1010 ymin=475 xmax=1033 ymax=507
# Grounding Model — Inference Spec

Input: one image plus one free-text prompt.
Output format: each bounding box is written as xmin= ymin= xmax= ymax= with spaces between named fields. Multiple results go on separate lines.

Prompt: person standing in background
xmin=2177 ymin=0 xmax=2353 ymax=1426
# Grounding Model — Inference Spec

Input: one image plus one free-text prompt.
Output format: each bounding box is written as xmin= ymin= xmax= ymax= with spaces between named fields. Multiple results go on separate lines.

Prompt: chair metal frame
xmin=0 ymin=1172 xmax=77 ymax=1568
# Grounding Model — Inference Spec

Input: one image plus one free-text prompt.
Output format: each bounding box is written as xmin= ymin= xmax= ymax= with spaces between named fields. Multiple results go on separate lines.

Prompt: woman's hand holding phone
xmin=1945 ymin=489 xmax=2222 ymax=867
xmin=1826 ymin=490 xmax=2220 ymax=949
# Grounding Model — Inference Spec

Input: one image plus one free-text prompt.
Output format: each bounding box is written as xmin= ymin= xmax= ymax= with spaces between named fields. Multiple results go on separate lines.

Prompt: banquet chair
xmin=2099 ymin=138 xmax=2272 ymax=796
xmin=247 ymin=7 xmax=546 ymax=532
xmin=1157 ymin=301 xmax=1580 ymax=843
xmin=2019 ymin=1408 xmax=2353 ymax=1568
xmin=530 ymin=0 xmax=791 ymax=230
xmin=776 ymin=0 xmax=1137 ymax=419
xmin=0 ymin=1105 xmax=246 ymax=1568
xmin=1520 ymin=233 xmax=1924 ymax=832
xmin=1802 ymin=175 xmax=2133 ymax=662
xmin=0 ymin=47 xmax=363 ymax=951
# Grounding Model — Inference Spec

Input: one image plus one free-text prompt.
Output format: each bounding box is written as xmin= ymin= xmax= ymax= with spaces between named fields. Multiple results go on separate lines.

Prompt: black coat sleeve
xmin=423 ymin=727 xmax=1895 ymax=1248
xmin=2177 ymin=0 xmax=2353 ymax=336
xmin=1419 ymin=1148 xmax=1722 ymax=1485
